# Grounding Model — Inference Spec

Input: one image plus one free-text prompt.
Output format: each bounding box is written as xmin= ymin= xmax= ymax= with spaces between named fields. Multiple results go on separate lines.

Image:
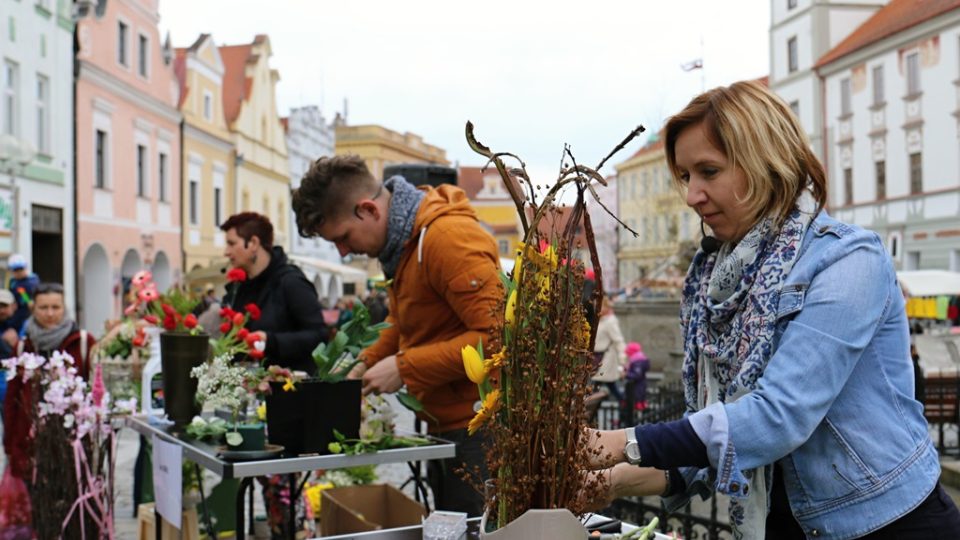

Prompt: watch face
xmin=625 ymin=442 xmax=641 ymax=462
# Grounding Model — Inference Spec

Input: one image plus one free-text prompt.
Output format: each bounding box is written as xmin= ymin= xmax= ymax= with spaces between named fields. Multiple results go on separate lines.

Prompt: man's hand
xmin=1 ymin=328 xmax=17 ymax=347
xmin=361 ymin=354 xmax=402 ymax=396
xmin=346 ymin=361 xmax=368 ymax=380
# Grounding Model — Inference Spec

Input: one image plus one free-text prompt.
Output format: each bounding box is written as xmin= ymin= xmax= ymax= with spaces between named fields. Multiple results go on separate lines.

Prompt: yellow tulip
xmin=256 ymin=402 xmax=267 ymax=421
xmin=512 ymin=242 xmax=526 ymax=284
xmin=505 ymin=289 xmax=517 ymax=325
xmin=462 ymin=345 xmax=488 ymax=384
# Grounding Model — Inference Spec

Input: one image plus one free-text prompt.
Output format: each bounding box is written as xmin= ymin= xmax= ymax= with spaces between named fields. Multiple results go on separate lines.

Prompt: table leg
xmin=155 ymin=507 xmax=161 ymax=539
xmin=236 ymin=477 xmax=254 ymax=540
xmin=407 ymin=462 xmax=432 ymax=513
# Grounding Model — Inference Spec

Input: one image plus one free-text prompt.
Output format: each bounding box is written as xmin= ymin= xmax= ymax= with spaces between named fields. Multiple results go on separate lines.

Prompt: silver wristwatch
xmin=623 ymin=428 xmax=642 ymax=465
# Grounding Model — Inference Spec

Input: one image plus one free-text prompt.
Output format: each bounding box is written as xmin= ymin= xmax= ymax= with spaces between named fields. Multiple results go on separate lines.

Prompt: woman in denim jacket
xmin=585 ymin=81 xmax=960 ymax=539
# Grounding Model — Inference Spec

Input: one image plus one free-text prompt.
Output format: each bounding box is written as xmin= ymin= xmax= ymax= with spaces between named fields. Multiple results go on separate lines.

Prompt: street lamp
xmin=0 ymin=134 xmax=37 ymax=254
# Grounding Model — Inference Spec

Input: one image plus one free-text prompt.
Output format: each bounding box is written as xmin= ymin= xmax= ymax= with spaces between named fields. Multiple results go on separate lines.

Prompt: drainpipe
xmin=180 ymin=119 xmax=186 ymax=280
xmin=72 ymin=26 xmax=80 ymax=320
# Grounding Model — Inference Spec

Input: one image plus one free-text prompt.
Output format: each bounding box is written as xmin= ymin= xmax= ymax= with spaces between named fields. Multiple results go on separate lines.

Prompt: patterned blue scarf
xmin=378 ymin=176 xmax=425 ymax=279
xmin=680 ymin=193 xmax=815 ymax=538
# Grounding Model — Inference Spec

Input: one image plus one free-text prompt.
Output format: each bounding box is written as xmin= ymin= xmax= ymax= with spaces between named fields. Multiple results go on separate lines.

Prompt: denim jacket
xmin=677 ymin=211 xmax=939 ymax=540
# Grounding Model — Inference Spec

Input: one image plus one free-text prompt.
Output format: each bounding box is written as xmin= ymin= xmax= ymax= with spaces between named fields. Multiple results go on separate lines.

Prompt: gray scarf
xmin=27 ymin=316 xmax=76 ymax=354
xmin=378 ymin=176 xmax=425 ymax=279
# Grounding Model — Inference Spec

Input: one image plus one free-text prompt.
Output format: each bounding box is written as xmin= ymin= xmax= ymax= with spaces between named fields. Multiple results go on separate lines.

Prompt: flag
xmin=681 ymin=58 xmax=703 ymax=72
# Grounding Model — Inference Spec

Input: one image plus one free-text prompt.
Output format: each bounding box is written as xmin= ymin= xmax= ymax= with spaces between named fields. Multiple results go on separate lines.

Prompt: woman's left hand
xmin=586 ymin=428 xmax=628 ymax=469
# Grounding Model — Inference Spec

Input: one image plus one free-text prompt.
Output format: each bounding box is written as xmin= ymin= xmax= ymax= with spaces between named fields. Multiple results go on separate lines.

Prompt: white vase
xmin=479 ymin=508 xmax=586 ymax=540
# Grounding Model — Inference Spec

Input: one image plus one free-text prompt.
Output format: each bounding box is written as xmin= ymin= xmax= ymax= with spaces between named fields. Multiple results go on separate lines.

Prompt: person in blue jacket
xmin=7 ymin=254 xmax=39 ymax=337
xmin=585 ymin=80 xmax=960 ymax=539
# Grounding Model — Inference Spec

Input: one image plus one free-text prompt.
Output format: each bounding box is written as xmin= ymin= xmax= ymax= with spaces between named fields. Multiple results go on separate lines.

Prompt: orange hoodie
xmin=362 ymin=184 xmax=502 ymax=433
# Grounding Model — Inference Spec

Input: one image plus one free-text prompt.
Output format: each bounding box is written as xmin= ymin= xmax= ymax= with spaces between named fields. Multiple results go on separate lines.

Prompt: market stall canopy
xmin=897 ymin=270 xmax=960 ymax=297
xmin=287 ymin=254 xmax=368 ymax=283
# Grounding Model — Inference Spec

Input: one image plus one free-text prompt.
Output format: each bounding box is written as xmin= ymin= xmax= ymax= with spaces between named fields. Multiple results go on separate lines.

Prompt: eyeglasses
xmin=353 ymin=183 xmax=385 ymax=219
xmin=35 ymin=283 xmax=64 ymax=295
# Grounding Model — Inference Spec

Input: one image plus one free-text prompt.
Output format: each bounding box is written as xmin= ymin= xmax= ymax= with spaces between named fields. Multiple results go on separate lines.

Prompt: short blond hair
xmin=664 ymin=80 xmax=826 ymax=228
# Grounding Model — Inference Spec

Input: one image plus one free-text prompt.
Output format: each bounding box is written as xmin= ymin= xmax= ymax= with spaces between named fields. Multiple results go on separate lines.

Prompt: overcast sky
xmin=159 ymin=0 xmax=770 ymax=183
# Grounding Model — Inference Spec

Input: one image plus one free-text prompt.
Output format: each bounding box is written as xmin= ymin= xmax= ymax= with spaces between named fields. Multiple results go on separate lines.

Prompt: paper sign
xmin=152 ymin=434 xmax=183 ymax=529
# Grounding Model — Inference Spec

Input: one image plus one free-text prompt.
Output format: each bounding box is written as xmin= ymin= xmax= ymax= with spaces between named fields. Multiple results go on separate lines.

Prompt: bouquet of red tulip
xmin=210 ymin=303 xmax=266 ymax=360
xmin=125 ymin=271 xmax=203 ymax=335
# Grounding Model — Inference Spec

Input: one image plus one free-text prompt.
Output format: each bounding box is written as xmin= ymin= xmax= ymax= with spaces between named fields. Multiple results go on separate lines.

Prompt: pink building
xmin=75 ymin=0 xmax=182 ymax=336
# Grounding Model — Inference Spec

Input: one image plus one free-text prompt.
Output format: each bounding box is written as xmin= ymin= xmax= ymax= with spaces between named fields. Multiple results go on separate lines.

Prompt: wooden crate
xmin=137 ymin=503 xmax=200 ymax=540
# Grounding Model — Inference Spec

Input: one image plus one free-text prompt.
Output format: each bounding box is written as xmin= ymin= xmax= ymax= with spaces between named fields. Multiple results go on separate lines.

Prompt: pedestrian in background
xmin=592 ymin=296 xmax=627 ymax=401
xmin=624 ymin=341 xmax=650 ymax=412
xmin=6 ymin=254 xmax=38 ymax=338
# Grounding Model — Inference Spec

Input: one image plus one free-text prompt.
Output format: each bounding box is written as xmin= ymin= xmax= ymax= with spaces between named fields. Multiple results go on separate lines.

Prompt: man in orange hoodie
xmin=292 ymin=155 xmax=501 ymax=516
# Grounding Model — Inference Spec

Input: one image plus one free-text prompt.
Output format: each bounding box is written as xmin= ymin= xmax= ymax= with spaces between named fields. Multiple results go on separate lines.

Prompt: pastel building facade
xmin=75 ymin=0 xmax=182 ymax=335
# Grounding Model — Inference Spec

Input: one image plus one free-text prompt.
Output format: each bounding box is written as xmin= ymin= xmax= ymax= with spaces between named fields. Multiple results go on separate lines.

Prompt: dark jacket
xmin=224 ymin=247 xmax=328 ymax=374
xmin=4 ymin=324 xmax=96 ymax=479
xmin=8 ymin=273 xmax=39 ymax=332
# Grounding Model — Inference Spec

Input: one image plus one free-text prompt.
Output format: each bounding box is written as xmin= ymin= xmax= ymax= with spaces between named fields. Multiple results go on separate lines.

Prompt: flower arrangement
xmin=311 ymin=302 xmax=387 ymax=382
xmin=125 ymin=271 xmax=203 ymax=334
xmin=97 ymin=319 xmax=150 ymax=359
xmin=210 ymin=303 xmax=266 ymax=360
xmin=464 ymin=122 xmax=643 ymax=528
xmin=190 ymin=353 xmax=261 ymax=446
xmin=1 ymin=351 xmax=137 ymax=539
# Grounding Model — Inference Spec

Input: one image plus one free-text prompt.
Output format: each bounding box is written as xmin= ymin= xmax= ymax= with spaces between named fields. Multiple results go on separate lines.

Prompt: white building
xmin=817 ymin=2 xmax=960 ymax=271
xmin=586 ymin=175 xmax=619 ymax=292
xmin=769 ymin=0 xmax=887 ymax=161
xmin=0 ymin=0 xmax=76 ymax=312
xmin=284 ymin=105 xmax=365 ymax=303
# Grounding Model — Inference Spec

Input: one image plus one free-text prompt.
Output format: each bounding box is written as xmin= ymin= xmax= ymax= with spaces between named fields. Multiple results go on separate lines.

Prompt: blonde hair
xmin=664 ymin=80 xmax=826 ymax=227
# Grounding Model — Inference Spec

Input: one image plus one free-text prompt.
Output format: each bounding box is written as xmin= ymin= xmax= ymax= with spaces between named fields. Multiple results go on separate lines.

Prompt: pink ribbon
xmin=60 ymin=431 xmax=117 ymax=539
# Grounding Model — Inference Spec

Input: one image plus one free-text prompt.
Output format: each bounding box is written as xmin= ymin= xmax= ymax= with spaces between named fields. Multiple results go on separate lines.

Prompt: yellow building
xmin=615 ymin=134 xmax=699 ymax=289
xmin=334 ymin=124 xmax=448 ymax=181
xmin=458 ymin=166 xmax=522 ymax=257
xmin=220 ymin=35 xmax=290 ymax=250
xmin=175 ymin=34 xmax=235 ymax=274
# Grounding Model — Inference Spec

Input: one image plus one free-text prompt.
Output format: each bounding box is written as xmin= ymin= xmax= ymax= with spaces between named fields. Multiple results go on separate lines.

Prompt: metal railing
xmin=594 ymin=381 xmax=732 ymax=539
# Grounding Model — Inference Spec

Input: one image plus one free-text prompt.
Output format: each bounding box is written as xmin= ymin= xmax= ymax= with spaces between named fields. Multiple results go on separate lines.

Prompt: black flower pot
xmin=266 ymin=379 xmax=361 ymax=456
xmin=159 ymin=332 xmax=210 ymax=428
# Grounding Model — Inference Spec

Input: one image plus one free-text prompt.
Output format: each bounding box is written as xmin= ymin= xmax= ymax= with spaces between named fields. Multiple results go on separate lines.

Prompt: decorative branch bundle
xmin=463 ymin=122 xmax=643 ymax=527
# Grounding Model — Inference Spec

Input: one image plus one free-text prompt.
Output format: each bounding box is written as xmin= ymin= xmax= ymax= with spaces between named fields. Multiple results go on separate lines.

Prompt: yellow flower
xmin=282 ymin=377 xmax=296 ymax=392
xmin=462 ymin=345 xmax=488 ymax=384
xmin=305 ymin=482 xmax=335 ymax=515
xmin=468 ymin=389 xmax=501 ymax=436
xmin=256 ymin=402 xmax=267 ymax=421
xmin=484 ymin=349 xmax=506 ymax=371
xmin=512 ymin=242 xmax=526 ymax=284
xmin=505 ymin=289 xmax=517 ymax=325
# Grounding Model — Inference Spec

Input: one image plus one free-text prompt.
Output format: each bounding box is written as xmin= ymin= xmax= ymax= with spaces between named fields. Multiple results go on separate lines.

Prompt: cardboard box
xmin=320 ymin=484 xmax=427 ymax=536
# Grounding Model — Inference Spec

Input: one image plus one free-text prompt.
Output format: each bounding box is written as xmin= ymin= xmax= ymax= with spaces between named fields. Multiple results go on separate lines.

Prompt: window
xmin=136 ymin=144 xmax=147 ymax=197
xmin=214 ymin=186 xmax=222 ymax=226
xmin=343 ymin=283 xmax=357 ymax=296
xmin=789 ymin=100 xmax=800 ymax=117
xmin=888 ymin=233 xmax=900 ymax=260
xmin=909 ymin=152 xmax=922 ymax=194
xmin=95 ymin=129 xmax=107 ymax=189
xmin=203 ymin=92 xmax=212 ymax=121
xmin=843 ymin=167 xmax=853 ymax=206
xmin=137 ymin=34 xmax=148 ymax=77
xmin=788 ymin=0 xmax=797 ymax=8
xmin=117 ymin=21 xmax=128 ymax=66
xmin=498 ymin=240 xmax=509 ymax=255
xmin=840 ymin=78 xmax=851 ymax=116
xmin=3 ymin=61 xmax=19 ymax=135
xmin=906 ymin=52 xmax=920 ymax=95
xmin=158 ymin=153 xmax=168 ymax=202
xmin=788 ymin=37 xmax=798 ymax=73
xmin=872 ymin=65 xmax=884 ymax=105
xmin=875 ymin=160 xmax=886 ymax=200
xmin=36 ymin=75 xmax=49 ymax=153
xmin=189 ymin=179 xmax=199 ymax=225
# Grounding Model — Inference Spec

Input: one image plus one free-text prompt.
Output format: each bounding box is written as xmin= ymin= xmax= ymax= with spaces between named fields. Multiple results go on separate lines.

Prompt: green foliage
xmin=185 ymin=416 xmax=229 ymax=441
xmin=327 ymin=428 xmax=431 ymax=455
xmin=312 ymin=302 xmax=389 ymax=382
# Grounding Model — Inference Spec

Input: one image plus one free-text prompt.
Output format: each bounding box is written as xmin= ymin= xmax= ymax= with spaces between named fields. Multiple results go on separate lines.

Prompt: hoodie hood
xmin=412 ymin=184 xmax=478 ymax=233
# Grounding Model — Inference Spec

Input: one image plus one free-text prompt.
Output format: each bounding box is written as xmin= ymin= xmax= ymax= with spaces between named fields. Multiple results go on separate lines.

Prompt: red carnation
xmin=245 ymin=333 xmax=260 ymax=347
xmin=162 ymin=315 xmax=177 ymax=331
xmin=132 ymin=336 xmax=144 ymax=347
xmin=237 ymin=328 xmax=249 ymax=340
xmin=184 ymin=314 xmax=198 ymax=329
xmin=232 ymin=313 xmax=245 ymax=327
xmin=226 ymin=268 xmax=247 ymax=282
xmin=144 ymin=314 xmax=158 ymax=325
xmin=219 ymin=322 xmax=231 ymax=334
xmin=219 ymin=307 xmax=236 ymax=319
xmin=244 ymin=303 xmax=261 ymax=321
xmin=249 ymin=349 xmax=265 ymax=360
